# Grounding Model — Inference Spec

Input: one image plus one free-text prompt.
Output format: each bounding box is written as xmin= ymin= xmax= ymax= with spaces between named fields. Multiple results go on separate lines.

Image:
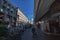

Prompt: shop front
xmin=43 ymin=12 xmax=60 ymax=34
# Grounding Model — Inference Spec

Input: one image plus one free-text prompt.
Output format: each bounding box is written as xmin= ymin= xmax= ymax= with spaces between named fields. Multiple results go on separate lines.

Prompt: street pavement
xmin=21 ymin=28 xmax=33 ymax=40
xmin=20 ymin=26 xmax=60 ymax=40
xmin=7 ymin=26 xmax=60 ymax=40
xmin=21 ymin=28 xmax=41 ymax=40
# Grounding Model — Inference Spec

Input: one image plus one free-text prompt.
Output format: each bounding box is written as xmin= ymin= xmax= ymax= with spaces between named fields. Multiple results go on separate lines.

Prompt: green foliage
xmin=0 ymin=25 xmax=8 ymax=37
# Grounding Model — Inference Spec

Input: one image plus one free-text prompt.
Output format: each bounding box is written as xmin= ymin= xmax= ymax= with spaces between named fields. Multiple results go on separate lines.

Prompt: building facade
xmin=34 ymin=0 xmax=60 ymax=33
xmin=16 ymin=8 xmax=28 ymax=26
xmin=34 ymin=0 xmax=55 ymax=23
xmin=0 ymin=0 xmax=17 ymax=26
xmin=34 ymin=0 xmax=60 ymax=40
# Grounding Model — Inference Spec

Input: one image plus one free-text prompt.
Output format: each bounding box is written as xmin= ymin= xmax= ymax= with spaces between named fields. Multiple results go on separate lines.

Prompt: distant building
xmin=29 ymin=18 xmax=33 ymax=24
xmin=16 ymin=8 xmax=28 ymax=26
xmin=0 ymin=0 xmax=17 ymax=26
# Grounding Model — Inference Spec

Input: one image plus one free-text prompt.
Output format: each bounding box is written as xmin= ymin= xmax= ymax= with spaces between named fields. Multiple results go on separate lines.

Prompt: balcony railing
xmin=4 ymin=17 xmax=9 ymax=22
xmin=9 ymin=12 xmax=16 ymax=17
xmin=3 ymin=0 xmax=8 ymax=3
xmin=12 ymin=19 xmax=15 ymax=22
xmin=5 ymin=10 xmax=8 ymax=14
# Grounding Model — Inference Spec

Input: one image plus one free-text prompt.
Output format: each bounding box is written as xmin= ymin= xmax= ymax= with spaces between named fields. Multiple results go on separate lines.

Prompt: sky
xmin=9 ymin=0 xmax=34 ymax=20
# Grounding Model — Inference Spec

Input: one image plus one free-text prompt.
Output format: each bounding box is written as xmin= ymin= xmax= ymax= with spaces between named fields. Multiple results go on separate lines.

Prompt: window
xmin=11 ymin=11 xmax=13 ymax=13
xmin=10 ymin=9 xmax=14 ymax=13
xmin=7 ymin=6 xmax=9 ymax=9
xmin=3 ymin=5 xmax=6 ymax=9
xmin=7 ymin=9 xmax=10 ymax=11
xmin=3 ymin=0 xmax=7 ymax=2
xmin=3 ymin=0 xmax=7 ymax=5
xmin=3 ymin=1 xmax=7 ymax=4
xmin=14 ymin=17 xmax=16 ymax=20
xmin=7 ymin=5 xmax=10 ymax=11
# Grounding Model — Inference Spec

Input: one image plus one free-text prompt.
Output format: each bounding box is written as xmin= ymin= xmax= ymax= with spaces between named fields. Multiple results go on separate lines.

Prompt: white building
xmin=17 ymin=8 xmax=28 ymax=26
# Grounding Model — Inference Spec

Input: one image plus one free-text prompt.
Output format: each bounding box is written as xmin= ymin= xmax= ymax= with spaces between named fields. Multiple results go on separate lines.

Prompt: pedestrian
xmin=32 ymin=27 xmax=37 ymax=38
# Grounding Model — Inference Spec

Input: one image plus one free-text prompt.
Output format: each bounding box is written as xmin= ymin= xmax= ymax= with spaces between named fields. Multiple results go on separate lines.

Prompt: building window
xmin=7 ymin=6 xmax=9 ymax=9
xmin=7 ymin=5 xmax=10 ymax=11
xmin=7 ymin=9 xmax=10 ymax=11
xmin=3 ymin=0 xmax=7 ymax=2
xmin=11 ymin=11 xmax=13 ymax=13
xmin=3 ymin=5 xmax=6 ymax=9
xmin=14 ymin=17 xmax=16 ymax=20
xmin=3 ymin=1 xmax=7 ymax=4
xmin=10 ymin=9 xmax=14 ymax=13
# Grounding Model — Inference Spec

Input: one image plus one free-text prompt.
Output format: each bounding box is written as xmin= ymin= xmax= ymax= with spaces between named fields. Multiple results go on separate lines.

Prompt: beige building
xmin=17 ymin=8 xmax=28 ymax=26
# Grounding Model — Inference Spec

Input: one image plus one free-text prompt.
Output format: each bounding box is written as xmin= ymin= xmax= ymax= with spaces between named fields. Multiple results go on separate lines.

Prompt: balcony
xmin=5 ymin=10 xmax=8 ymax=14
xmin=12 ymin=20 xmax=15 ymax=23
xmin=3 ymin=3 xmax=7 ymax=8
xmin=4 ymin=17 xmax=9 ymax=22
xmin=9 ymin=12 xmax=16 ymax=17
xmin=3 ymin=0 xmax=8 ymax=3
xmin=4 ymin=4 xmax=11 ymax=11
xmin=0 ymin=7 xmax=8 ymax=14
xmin=7 ymin=5 xmax=10 ymax=10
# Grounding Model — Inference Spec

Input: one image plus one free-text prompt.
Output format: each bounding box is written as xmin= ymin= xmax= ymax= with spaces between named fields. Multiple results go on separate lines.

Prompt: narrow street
xmin=21 ymin=27 xmax=41 ymax=40
xmin=21 ymin=28 xmax=32 ymax=40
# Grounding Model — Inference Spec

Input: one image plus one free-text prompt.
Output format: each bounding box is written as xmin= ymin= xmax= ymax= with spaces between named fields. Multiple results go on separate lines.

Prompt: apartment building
xmin=16 ymin=8 xmax=28 ymax=26
xmin=0 ymin=0 xmax=17 ymax=26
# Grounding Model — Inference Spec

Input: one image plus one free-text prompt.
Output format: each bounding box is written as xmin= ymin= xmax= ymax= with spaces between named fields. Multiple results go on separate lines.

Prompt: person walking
xmin=32 ymin=27 xmax=37 ymax=38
